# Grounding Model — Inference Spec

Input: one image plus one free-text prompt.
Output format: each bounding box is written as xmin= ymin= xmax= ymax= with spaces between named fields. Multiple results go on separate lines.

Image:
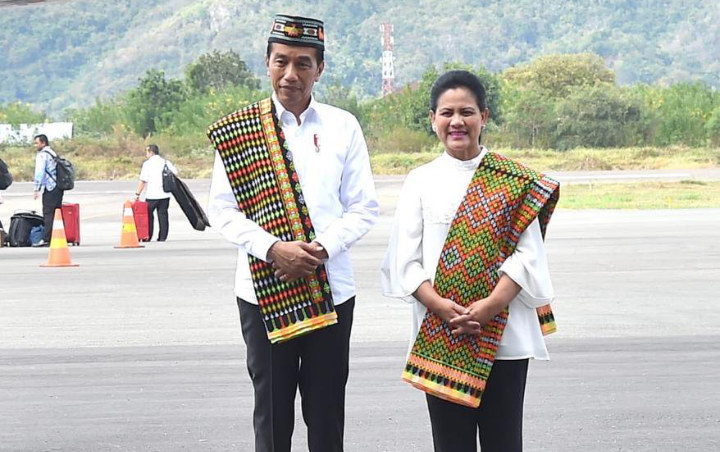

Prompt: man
xmin=32 ymin=134 xmax=63 ymax=247
xmin=207 ymin=14 xmax=378 ymax=452
xmin=135 ymin=144 xmax=178 ymax=242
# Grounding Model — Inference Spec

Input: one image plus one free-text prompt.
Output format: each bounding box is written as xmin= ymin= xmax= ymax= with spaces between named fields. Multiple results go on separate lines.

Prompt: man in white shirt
xmin=207 ymin=14 xmax=378 ymax=452
xmin=135 ymin=144 xmax=178 ymax=241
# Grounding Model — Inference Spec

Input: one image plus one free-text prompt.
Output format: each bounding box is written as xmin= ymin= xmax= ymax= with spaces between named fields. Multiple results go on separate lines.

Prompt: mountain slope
xmin=1 ymin=0 xmax=717 ymax=115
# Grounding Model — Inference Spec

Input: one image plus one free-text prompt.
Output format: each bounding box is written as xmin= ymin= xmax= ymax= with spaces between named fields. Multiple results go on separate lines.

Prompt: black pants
xmin=146 ymin=198 xmax=169 ymax=241
xmin=426 ymin=359 xmax=529 ymax=452
xmin=238 ymin=297 xmax=355 ymax=452
xmin=42 ymin=187 xmax=64 ymax=242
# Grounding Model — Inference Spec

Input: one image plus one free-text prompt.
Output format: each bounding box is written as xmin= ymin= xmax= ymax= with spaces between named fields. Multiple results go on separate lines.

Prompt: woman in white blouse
xmin=381 ymin=70 xmax=558 ymax=452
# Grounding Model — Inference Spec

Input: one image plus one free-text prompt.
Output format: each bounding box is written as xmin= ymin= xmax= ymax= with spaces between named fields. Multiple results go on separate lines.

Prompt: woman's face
xmin=430 ymin=87 xmax=489 ymax=159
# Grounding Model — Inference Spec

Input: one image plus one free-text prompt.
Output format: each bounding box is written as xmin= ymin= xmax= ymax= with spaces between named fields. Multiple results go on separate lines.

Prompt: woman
xmin=381 ymin=70 xmax=560 ymax=452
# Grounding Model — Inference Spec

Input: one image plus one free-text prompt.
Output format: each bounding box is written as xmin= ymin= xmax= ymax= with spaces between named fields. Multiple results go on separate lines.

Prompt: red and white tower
xmin=381 ymin=23 xmax=395 ymax=97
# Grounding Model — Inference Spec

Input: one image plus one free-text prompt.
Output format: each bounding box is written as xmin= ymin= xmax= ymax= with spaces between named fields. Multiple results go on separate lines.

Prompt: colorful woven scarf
xmin=207 ymin=98 xmax=336 ymax=343
xmin=403 ymin=152 xmax=560 ymax=407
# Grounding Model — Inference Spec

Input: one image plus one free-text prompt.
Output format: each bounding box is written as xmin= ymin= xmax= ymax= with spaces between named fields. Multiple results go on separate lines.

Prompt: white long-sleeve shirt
xmin=208 ymin=94 xmax=379 ymax=305
xmin=380 ymin=150 xmax=554 ymax=360
xmin=139 ymin=154 xmax=178 ymax=200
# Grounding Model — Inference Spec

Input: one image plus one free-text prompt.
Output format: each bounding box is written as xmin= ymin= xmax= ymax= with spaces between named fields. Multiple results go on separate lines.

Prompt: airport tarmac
xmin=1 ymin=178 xmax=719 ymax=451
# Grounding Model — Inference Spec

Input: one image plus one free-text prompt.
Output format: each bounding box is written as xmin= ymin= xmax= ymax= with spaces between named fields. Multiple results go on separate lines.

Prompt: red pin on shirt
xmin=313 ymin=134 xmax=320 ymax=153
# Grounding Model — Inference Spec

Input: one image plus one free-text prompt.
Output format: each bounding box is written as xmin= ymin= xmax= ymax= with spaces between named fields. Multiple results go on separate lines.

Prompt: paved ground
xmin=1 ymin=177 xmax=719 ymax=451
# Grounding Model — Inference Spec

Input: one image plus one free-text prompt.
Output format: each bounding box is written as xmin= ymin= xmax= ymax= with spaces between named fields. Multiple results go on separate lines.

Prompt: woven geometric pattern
xmin=207 ymin=98 xmax=336 ymax=343
xmin=403 ymin=152 xmax=559 ymax=407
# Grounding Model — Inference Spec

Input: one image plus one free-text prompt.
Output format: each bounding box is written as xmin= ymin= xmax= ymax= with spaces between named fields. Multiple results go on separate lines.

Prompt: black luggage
xmin=0 ymin=219 xmax=7 ymax=247
xmin=8 ymin=211 xmax=44 ymax=247
xmin=171 ymin=178 xmax=210 ymax=231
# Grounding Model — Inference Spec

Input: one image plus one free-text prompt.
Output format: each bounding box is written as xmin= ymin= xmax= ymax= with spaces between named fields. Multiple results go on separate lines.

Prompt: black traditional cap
xmin=268 ymin=14 xmax=325 ymax=50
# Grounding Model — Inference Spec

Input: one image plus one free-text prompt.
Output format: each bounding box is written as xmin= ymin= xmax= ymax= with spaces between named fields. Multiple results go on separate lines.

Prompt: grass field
xmin=559 ymin=180 xmax=720 ymax=209
xmin=2 ymin=141 xmax=719 ymax=209
xmin=370 ymin=146 xmax=720 ymax=175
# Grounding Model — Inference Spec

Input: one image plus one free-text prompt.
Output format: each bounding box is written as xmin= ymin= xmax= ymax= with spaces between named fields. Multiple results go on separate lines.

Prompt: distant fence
xmin=0 ymin=122 xmax=74 ymax=144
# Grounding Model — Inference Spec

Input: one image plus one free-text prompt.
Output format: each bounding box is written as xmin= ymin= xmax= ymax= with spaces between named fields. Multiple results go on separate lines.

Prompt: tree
xmin=553 ymin=86 xmax=649 ymax=149
xmin=706 ymin=106 xmax=720 ymax=146
xmin=500 ymin=84 xmax=556 ymax=148
xmin=185 ymin=50 xmax=260 ymax=95
xmin=0 ymin=102 xmax=46 ymax=126
xmin=124 ymin=69 xmax=186 ymax=137
xmin=503 ymin=53 xmax=616 ymax=98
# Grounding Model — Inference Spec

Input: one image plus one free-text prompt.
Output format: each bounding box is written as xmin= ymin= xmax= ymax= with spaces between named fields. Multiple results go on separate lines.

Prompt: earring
xmin=431 ymin=125 xmax=437 ymax=132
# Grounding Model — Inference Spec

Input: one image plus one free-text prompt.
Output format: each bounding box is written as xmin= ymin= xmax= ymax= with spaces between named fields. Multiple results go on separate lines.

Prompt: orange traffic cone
xmin=115 ymin=200 xmax=144 ymax=249
xmin=40 ymin=208 xmax=79 ymax=267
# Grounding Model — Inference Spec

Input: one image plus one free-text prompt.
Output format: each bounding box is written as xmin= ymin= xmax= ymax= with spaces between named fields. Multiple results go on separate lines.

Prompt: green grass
xmin=370 ymin=146 xmax=720 ymax=175
xmin=560 ymin=180 xmax=720 ymax=209
xmin=3 ymin=138 xmax=719 ymax=209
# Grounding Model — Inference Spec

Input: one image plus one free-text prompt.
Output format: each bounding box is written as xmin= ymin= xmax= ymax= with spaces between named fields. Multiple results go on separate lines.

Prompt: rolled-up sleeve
xmin=380 ymin=172 xmax=429 ymax=302
xmin=314 ymin=116 xmax=379 ymax=259
xmin=207 ymin=153 xmax=279 ymax=261
xmin=498 ymin=218 xmax=554 ymax=308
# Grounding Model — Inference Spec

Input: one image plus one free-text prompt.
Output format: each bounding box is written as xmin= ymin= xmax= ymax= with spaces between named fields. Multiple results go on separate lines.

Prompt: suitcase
xmin=8 ymin=210 xmax=43 ymax=247
xmin=61 ymin=203 xmax=80 ymax=246
xmin=132 ymin=200 xmax=150 ymax=242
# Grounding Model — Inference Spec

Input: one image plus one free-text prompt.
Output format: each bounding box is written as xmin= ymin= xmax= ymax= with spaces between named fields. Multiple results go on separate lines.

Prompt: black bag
xmin=162 ymin=161 xmax=176 ymax=193
xmin=171 ymin=177 xmax=210 ymax=231
xmin=44 ymin=150 xmax=75 ymax=191
xmin=0 ymin=158 xmax=12 ymax=190
xmin=8 ymin=211 xmax=44 ymax=247
xmin=0 ymin=219 xmax=7 ymax=247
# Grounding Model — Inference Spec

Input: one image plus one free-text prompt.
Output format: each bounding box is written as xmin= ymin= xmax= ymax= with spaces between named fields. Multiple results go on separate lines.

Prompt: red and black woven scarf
xmin=207 ymin=98 xmax=336 ymax=343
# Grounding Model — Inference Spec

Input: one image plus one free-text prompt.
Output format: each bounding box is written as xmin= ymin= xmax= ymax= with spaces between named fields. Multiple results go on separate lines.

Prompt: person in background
xmin=135 ymin=144 xmax=178 ymax=242
xmin=32 ymin=134 xmax=63 ymax=247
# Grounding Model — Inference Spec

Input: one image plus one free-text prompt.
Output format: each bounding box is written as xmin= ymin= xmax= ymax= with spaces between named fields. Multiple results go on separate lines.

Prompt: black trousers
xmin=146 ymin=198 xmax=169 ymax=241
xmin=426 ymin=359 xmax=529 ymax=452
xmin=238 ymin=297 xmax=355 ymax=452
xmin=41 ymin=187 xmax=64 ymax=242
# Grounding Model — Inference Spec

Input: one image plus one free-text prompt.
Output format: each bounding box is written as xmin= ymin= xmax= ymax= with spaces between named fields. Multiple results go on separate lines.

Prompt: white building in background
xmin=0 ymin=122 xmax=74 ymax=144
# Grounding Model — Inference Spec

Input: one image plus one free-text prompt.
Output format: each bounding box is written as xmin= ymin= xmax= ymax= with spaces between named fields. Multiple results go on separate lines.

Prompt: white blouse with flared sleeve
xmin=380 ymin=149 xmax=554 ymax=360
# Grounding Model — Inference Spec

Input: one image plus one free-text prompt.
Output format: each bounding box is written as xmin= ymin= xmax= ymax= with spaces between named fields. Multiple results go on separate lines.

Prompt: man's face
xmin=33 ymin=138 xmax=44 ymax=151
xmin=266 ymin=42 xmax=324 ymax=114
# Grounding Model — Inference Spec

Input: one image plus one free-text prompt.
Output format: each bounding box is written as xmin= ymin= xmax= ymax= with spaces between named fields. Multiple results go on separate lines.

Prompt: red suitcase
xmin=132 ymin=200 xmax=150 ymax=242
xmin=61 ymin=203 xmax=80 ymax=246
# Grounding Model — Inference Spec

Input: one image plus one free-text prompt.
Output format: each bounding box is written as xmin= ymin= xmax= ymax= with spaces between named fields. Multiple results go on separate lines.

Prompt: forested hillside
xmin=1 ymin=0 xmax=718 ymax=115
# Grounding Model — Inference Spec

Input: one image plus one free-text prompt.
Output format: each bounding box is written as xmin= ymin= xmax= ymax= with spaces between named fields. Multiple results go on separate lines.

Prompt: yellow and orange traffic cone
xmin=115 ymin=200 xmax=144 ymax=249
xmin=40 ymin=208 xmax=79 ymax=267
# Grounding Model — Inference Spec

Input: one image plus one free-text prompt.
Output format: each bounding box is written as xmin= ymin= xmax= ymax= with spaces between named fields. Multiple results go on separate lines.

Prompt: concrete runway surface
xmin=1 ymin=178 xmax=719 ymax=451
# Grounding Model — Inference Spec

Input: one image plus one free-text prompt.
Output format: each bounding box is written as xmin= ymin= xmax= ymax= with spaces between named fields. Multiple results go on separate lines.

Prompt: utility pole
xmin=381 ymin=23 xmax=395 ymax=97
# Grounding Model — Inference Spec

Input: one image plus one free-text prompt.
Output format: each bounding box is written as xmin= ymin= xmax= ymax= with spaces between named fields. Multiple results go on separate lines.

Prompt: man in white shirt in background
xmin=207 ymin=14 xmax=378 ymax=452
xmin=135 ymin=144 xmax=178 ymax=242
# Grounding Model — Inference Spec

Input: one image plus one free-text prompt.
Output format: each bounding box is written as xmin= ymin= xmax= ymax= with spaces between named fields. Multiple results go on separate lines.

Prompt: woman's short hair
xmin=429 ymin=70 xmax=488 ymax=112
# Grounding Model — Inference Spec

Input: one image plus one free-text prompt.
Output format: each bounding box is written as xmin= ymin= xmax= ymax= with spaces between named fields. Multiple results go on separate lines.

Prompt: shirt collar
xmin=441 ymin=146 xmax=488 ymax=170
xmin=271 ymin=92 xmax=319 ymax=126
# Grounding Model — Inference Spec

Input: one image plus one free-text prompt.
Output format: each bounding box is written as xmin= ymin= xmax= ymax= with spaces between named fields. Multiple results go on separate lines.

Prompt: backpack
xmin=162 ymin=161 xmax=176 ymax=193
xmin=44 ymin=150 xmax=75 ymax=191
xmin=0 ymin=158 xmax=12 ymax=190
